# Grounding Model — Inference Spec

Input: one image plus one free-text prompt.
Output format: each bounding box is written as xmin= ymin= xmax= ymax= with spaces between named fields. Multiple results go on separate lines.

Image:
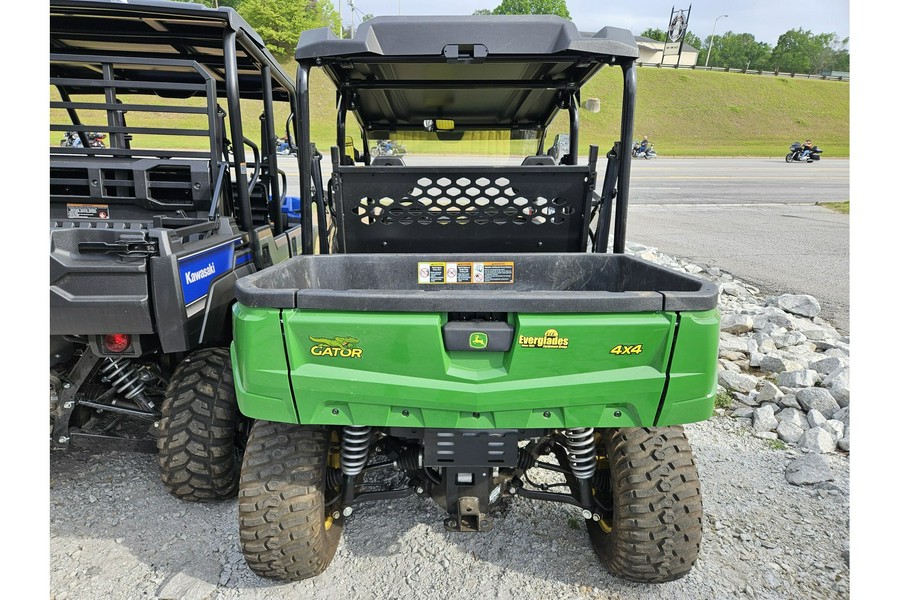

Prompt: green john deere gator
xmin=231 ymin=15 xmax=720 ymax=584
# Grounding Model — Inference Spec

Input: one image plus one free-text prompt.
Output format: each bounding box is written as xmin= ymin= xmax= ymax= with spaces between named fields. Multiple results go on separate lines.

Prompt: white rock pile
xmin=627 ymin=243 xmax=849 ymax=487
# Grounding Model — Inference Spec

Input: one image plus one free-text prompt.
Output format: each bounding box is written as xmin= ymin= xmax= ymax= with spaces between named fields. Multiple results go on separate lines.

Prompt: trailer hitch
xmin=445 ymin=495 xmax=493 ymax=533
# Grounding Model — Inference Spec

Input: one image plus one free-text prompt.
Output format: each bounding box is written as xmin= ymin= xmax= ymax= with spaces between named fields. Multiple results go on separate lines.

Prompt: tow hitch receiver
xmin=447 ymin=495 xmax=492 ymax=533
xmin=423 ymin=430 xmax=519 ymax=532
xmin=440 ymin=470 xmax=494 ymax=533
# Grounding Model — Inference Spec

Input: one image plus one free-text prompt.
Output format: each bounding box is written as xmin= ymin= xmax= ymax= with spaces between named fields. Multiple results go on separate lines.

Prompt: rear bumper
xmin=232 ymin=306 xmax=719 ymax=429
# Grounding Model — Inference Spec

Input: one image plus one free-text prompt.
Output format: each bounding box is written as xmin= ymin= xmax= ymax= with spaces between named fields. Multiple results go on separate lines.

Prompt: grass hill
xmin=51 ymin=66 xmax=849 ymax=158
xmin=562 ymin=68 xmax=849 ymax=157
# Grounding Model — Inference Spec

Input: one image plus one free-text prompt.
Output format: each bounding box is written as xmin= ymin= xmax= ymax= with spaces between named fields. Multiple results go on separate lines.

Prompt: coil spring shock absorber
xmin=565 ymin=428 xmax=597 ymax=512
xmin=340 ymin=426 xmax=372 ymax=512
xmin=565 ymin=428 xmax=597 ymax=480
xmin=99 ymin=357 xmax=156 ymax=413
xmin=341 ymin=426 xmax=372 ymax=477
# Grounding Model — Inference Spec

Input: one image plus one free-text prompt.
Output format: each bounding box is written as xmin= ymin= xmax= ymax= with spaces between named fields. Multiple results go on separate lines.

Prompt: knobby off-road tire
xmin=238 ymin=421 xmax=343 ymax=582
xmin=157 ymin=348 xmax=243 ymax=501
xmin=587 ymin=426 xmax=703 ymax=583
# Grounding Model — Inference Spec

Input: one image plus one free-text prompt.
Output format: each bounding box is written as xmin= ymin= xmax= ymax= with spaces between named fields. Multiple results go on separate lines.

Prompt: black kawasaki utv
xmin=49 ymin=0 xmax=305 ymax=501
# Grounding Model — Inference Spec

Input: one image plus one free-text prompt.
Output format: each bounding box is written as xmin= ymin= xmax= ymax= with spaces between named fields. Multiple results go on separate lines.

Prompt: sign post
xmin=661 ymin=5 xmax=692 ymax=67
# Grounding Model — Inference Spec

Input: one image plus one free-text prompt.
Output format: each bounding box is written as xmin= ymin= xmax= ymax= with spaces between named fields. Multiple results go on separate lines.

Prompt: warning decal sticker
xmin=418 ymin=261 xmax=514 ymax=284
xmin=67 ymin=204 xmax=110 ymax=219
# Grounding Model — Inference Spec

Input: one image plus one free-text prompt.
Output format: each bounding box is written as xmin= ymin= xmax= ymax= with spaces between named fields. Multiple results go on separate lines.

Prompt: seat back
xmin=521 ymin=155 xmax=556 ymax=166
xmin=371 ymin=155 xmax=406 ymax=166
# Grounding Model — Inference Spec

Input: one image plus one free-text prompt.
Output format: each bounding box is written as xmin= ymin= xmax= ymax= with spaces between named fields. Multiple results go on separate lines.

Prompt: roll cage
xmin=291 ymin=15 xmax=639 ymax=256
xmin=50 ymin=0 xmax=297 ymax=235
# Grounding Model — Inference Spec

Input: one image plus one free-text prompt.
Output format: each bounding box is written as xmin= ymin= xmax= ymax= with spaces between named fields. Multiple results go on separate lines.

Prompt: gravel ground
xmin=49 ymin=415 xmax=849 ymax=600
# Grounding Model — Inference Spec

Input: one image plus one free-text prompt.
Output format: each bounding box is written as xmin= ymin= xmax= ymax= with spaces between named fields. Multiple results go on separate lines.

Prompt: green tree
xmin=703 ymin=31 xmax=772 ymax=70
xmin=770 ymin=28 xmax=848 ymax=74
xmin=172 ymin=0 xmax=241 ymax=8
xmin=239 ymin=0 xmax=340 ymax=57
xmin=639 ymin=27 xmax=667 ymax=41
xmin=683 ymin=31 xmax=702 ymax=51
xmin=491 ymin=0 xmax=571 ymax=19
xmin=828 ymin=38 xmax=850 ymax=72
xmin=770 ymin=29 xmax=814 ymax=73
xmin=820 ymin=35 xmax=850 ymax=73
xmin=640 ymin=27 xmax=701 ymax=50
xmin=472 ymin=9 xmax=493 ymax=15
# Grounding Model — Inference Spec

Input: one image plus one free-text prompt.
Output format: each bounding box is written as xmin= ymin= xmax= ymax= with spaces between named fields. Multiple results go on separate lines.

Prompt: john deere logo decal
xmin=518 ymin=328 xmax=569 ymax=349
xmin=309 ymin=336 xmax=363 ymax=358
xmin=469 ymin=332 xmax=489 ymax=349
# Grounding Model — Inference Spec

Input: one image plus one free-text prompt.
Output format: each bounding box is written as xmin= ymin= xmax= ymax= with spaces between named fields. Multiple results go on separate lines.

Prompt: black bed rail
xmin=49 ymin=147 xmax=215 ymax=159
xmin=50 ymin=53 xmax=227 ymax=222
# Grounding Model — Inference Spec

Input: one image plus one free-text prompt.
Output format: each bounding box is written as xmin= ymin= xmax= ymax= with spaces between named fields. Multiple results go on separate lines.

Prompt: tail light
xmin=103 ymin=333 xmax=132 ymax=353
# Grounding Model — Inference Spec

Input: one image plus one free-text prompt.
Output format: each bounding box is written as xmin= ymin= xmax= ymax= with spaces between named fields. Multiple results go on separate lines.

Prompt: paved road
xmin=625 ymin=158 xmax=849 ymax=334
xmin=626 ymin=157 xmax=849 ymax=205
xmin=275 ymin=155 xmax=850 ymax=334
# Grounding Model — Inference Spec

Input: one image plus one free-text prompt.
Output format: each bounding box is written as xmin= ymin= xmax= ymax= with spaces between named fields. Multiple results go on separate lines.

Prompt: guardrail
xmin=636 ymin=62 xmax=849 ymax=82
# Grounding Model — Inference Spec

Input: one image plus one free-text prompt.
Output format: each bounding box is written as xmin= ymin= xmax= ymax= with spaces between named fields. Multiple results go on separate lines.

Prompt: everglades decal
xmin=518 ymin=329 xmax=569 ymax=349
xmin=309 ymin=336 xmax=363 ymax=358
xmin=610 ymin=344 xmax=643 ymax=355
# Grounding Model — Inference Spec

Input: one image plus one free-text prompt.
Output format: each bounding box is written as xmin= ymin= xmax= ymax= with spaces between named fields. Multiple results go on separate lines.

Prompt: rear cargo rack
xmin=50 ymin=53 xmax=219 ymax=159
xmin=50 ymin=53 xmax=221 ymax=221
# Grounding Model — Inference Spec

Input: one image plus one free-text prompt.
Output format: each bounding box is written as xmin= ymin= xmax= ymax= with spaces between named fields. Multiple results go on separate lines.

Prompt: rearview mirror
xmin=424 ymin=119 xmax=456 ymax=132
xmin=582 ymin=98 xmax=601 ymax=113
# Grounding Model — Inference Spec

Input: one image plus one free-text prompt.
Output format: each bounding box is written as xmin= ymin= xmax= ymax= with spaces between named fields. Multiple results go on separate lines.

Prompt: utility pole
xmin=705 ymin=14 xmax=727 ymax=68
xmin=349 ymin=0 xmax=355 ymax=39
xmin=338 ymin=0 xmax=342 ymax=38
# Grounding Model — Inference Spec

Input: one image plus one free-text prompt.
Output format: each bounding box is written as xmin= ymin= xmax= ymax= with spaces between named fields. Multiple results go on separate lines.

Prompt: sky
xmin=338 ymin=0 xmax=850 ymax=47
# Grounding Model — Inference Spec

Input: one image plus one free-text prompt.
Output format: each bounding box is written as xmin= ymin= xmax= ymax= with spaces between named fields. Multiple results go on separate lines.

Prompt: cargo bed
xmin=232 ymin=253 xmax=720 ymax=430
xmin=234 ymin=253 xmax=718 ymax=312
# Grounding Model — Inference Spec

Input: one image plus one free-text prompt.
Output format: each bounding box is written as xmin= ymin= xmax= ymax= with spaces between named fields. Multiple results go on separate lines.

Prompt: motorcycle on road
xmin=370 ymin=139 xmax=407 ymax=157
xmin=60 ymin=131 xmax=107 ymax=148
xmin=632 ymin=141 xmax=657 ymax=159
xmin=785 ymin=142 xmax=822 ymax=163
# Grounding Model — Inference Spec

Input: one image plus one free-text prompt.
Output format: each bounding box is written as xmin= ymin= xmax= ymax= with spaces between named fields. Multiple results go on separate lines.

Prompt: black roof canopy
xmin=295 ymin=15 xmax=638 ymax=130
xmin=50 ymin=0 xmax=294 ymax=100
